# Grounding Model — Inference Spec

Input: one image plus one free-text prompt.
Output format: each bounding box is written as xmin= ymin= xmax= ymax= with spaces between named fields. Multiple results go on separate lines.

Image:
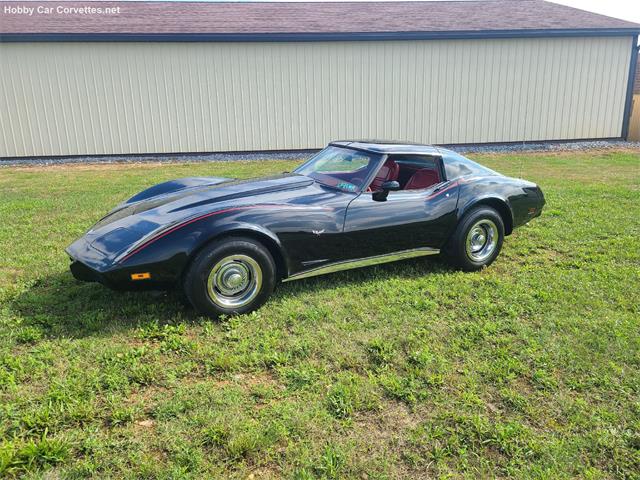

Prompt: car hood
xmin=90 ymin=173 xmax=314 ymax=232
xmin=66 ymin=173 xmax=316 ymax=266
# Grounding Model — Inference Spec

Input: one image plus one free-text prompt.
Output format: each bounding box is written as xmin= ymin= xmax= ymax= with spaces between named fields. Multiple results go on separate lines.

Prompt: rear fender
xmin=458 ymin=195 xmax=514 ymax=235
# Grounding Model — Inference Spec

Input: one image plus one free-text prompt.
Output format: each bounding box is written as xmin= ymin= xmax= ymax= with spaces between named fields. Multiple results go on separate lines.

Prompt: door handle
xmin=428 ymin=181 xmax=454 ymax=198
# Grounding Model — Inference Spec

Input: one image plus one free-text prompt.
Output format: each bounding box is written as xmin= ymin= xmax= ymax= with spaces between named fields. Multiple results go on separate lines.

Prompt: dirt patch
xmin=347 ymin=400 xmax=425 ymax=478
xmin=231 ymin=371 xmax=285 ymax=394
xmin=0 ymin=267 xmax=25 ymax=284
xmin=352 ymin=400 xmax=420 ymax=448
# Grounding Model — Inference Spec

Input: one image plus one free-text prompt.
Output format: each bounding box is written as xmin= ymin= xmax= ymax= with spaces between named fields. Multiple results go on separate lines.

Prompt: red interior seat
xmin=404 ymin=168 xmax=440 ymax=190
xmin=368 ymin=159 xmax=400 ymax=191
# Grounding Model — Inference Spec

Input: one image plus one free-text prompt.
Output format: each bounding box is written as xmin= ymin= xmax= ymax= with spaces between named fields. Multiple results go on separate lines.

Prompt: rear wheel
xmin=445 ymin=206 xmax=504 ymax=271
xmin=183 ymin=237 xmax=276 ymax=318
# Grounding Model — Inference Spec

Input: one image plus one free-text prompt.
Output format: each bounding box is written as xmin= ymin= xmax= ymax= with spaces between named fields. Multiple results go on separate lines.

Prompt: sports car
xmin=67 ymin=141 xmax=545 ymax=317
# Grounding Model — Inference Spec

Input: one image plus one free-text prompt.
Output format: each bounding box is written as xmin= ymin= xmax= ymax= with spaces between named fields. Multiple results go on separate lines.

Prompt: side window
xmin=444 ymin=159 xmax=474 ymax=180
xmin=443 ymin=152 xmax=500 ymax=180
xmin=387 ymin=155 xmax=443 ymax=191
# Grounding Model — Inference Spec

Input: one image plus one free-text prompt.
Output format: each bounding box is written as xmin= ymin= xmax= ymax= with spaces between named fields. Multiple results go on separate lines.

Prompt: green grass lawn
xmin=0 ymin=150 xmax=639 ymax=479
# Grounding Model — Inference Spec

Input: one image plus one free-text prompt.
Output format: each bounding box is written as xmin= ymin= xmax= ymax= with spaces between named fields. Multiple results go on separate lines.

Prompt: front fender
xmin=204 ymin=222 xmax=283 ymax=250
xmin=116 ymin=210 xmax=289 ymax=283
xmin=189 ymin=222 xmax=290 ymax=279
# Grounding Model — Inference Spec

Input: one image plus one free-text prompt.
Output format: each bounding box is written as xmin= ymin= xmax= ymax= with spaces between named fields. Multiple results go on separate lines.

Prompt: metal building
xmin=1 ymin=0 xmax=639 ymax=158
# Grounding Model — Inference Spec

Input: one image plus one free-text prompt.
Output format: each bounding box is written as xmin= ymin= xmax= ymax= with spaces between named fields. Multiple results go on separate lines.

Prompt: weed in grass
xmin=15 ymin=326 xmax=43 ymax=344
xmin=0 ymin=431 xmax=70 ymax=476
xmin=281 ymin=362 xmax=321 ymax=391
xmin=366 ymin=339 xmax=396 ymax=370
xmin=327 ymin=372 xmax=380 ymax=420
xmin=314 ymin=443 xmax=346 ymax=479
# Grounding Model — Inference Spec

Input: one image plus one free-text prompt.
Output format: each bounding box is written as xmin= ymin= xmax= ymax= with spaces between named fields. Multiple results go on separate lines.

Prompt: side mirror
xmin=372 ymin=180 xmax=400 ymax=202
xmin=381 ymin=180 xmax=400 ymax=191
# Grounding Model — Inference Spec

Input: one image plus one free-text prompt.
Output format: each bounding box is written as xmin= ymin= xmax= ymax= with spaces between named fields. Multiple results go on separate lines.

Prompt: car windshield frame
xmin=294 ymin=146 xmax=384 ymax=193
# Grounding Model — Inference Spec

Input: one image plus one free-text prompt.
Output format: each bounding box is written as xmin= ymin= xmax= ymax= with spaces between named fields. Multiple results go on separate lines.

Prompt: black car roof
xmin=329 ymin=140 xmax=442 ymax=156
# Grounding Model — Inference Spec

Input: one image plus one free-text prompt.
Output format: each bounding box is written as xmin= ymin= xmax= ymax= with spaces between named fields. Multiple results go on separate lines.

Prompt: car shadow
xmin=7 ymin=270 xmax=193 ymax=339
xmin=8 ymin=256 xmax=453 ymax=339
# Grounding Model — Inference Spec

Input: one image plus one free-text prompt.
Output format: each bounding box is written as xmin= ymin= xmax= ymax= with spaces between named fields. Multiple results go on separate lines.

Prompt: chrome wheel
xmin=465 ymin=219 xmax=498 ymax=262
xmin=207 ymin=254 xmax=262 ymax=308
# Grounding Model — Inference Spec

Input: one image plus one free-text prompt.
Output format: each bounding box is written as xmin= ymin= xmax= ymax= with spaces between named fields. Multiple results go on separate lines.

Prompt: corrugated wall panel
xmin=0 ymin=36 xmax=633 ymax=157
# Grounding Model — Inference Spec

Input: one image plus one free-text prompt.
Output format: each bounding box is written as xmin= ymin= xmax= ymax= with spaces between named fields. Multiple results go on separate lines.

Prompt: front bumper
xmin=69 ymin=259 xmax=102 ymax=283
xmin=66 ymin=250 xmax=125 ymax=289
xmin=66 ymin=233 xmax=132 ymax=289
xmin=67 ymin=256 xmax=174 ymax=291
xmin=66 ymin=236 xmax=178 ymax=291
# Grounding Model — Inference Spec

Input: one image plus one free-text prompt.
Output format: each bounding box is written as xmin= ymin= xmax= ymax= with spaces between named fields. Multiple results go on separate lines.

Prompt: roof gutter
xmin=2 ymin=28 xmax=640 ymax=43
xmin=622 ymin=35 xmax=639 ymax=140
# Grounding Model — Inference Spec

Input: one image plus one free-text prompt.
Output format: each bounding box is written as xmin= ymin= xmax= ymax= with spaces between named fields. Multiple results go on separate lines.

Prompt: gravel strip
xmin=0 ymin=150 xmax=315 ymax=168
xmin=448 ymin=139 xmax=640 ymax=154
xmin=1 ymin=140 xmax=639 ymax=167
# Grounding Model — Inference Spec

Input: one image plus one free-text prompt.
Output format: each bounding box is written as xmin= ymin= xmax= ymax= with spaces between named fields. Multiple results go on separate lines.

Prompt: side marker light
xmin=131 ymin=272 xmax=151 ymax=280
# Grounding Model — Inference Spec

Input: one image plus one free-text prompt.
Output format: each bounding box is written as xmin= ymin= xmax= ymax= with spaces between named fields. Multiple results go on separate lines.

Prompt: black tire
xmin=183 ymin=236 xmax=276 ymax=318
xmin=444 ymin=206 xmax=505 ymax=271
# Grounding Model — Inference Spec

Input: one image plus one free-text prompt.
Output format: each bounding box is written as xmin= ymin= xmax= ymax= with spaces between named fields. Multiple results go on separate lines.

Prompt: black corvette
xmin=67 ymin=141 xmax=544 ymax=317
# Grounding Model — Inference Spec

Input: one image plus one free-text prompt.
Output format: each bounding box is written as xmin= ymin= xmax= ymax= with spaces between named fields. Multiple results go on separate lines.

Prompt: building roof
xmin=1 ymin=0 xmax=639 ymax=41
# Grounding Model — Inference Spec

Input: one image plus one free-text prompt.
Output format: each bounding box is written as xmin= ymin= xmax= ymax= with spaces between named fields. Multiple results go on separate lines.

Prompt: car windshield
xmin=294 ymin=146 xmax=382 ymax=192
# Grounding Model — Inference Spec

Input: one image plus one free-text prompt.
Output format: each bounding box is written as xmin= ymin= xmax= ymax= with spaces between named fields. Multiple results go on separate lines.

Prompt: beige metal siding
xmin=630 ymin=94 xmax=640 ymax=141
xmin=0 ymin=36 xmax=633 ymax=157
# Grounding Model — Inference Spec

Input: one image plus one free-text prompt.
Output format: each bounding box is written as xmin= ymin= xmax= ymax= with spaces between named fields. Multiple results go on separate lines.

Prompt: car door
xmin=343 ymin=155 xmax=460 ymax=258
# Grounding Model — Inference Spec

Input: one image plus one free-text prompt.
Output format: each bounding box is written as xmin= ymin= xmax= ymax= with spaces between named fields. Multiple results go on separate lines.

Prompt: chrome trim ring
xmin=207 ymin=254 xmax=262 ymax=308
xmin=465 ymin=219 xmax=498 ymax=262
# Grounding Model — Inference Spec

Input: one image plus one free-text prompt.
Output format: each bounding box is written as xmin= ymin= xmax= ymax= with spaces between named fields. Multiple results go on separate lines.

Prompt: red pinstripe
xmin=117 ymin=184 xmax=459 ymax=265
xmin=118 ymin=204 xmax=285 ymax=263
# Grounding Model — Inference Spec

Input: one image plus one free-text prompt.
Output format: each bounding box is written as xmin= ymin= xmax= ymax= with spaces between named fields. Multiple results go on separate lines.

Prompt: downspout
xmin=622 ymin=35 xmax=639 ymax=140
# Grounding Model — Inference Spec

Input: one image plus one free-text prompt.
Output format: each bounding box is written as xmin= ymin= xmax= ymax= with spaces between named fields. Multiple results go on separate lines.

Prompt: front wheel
xmin=183 ymin=237 xmax=276 ymax=318
xmin=445 ymin=206 xmax=505 ymax=271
